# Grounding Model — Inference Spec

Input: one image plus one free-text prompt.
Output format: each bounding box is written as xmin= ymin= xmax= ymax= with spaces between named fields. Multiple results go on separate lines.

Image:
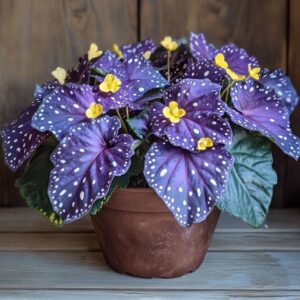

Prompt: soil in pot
xmin=90 ymin=188 xmax=220 ymax=279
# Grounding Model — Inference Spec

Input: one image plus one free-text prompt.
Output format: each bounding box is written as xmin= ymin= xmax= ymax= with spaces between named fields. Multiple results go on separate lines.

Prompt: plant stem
xmin=125 ymin=106 xmax=130 ymax=119
xmin=221 ymin=80 xmax=235 ymax=98
xmin=167 ymin=50 xmax=171 ymax=81
xmin=116 ymin=109 xmax=128 ymax=132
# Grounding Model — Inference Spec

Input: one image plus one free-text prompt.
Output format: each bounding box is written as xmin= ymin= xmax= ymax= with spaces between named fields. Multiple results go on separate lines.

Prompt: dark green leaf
xmin=90 ymin=154 xmax=145 ymax=214
xmin=217 ymin=128 xmax=277 ymax=227
xmin=127 ymin=108 xmax=150 ymax=139
xmin=15 ymin=143 xmax=62 ymax=225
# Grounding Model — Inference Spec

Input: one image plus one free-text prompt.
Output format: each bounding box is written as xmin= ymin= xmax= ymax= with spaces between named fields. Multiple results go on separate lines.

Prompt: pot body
xmin=90 ymin=188 xmax=220 ymax=278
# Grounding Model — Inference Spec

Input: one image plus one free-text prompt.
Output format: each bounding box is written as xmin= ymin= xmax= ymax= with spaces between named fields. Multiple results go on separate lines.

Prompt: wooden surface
xmin=0 ymin=208 xmax=299 ymax=298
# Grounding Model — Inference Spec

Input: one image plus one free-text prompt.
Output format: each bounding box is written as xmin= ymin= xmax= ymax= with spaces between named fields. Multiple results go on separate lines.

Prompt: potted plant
xmin=1 ymin=33 xmax=299 ymax=278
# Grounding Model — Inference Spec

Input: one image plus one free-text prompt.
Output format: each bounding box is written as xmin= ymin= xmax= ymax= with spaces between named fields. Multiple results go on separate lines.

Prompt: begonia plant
xmin=1 ymin=33 xmax=299 ymax=227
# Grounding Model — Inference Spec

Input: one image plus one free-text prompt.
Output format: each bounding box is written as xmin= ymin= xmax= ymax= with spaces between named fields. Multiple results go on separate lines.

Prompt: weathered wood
xmin=286 ymin=0 xmax=300 ymax=206
xmin=1 ymin=231 xmax=300 ymax=252
xmin=1 ymin=208 xmax=300 ymax=233
xmin=1 ymin=290 xmax=300 ymax=299
xmin=0 ymin=251 xmax=299 ymax=290
xmin=140 ymin=0 xmax=288 ymax=207
xmin=0 ymin=0 xmax=137 ymax=206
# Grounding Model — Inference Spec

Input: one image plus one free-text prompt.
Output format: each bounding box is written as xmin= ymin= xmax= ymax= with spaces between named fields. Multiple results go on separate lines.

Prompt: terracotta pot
xmin=90 ymin=188 xmax=220 ymax=278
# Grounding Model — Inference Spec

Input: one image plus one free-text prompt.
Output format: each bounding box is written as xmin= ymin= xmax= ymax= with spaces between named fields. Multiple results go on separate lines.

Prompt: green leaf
xmin=127 ymin=108 xmax=150 ymax=139
xmin=15 ymin=144 xmax=62 ymax=225
xmin=217 ymin=128 xmax=277 ymax=228
xmin=90 ymin=154 xmax=145 ymax=214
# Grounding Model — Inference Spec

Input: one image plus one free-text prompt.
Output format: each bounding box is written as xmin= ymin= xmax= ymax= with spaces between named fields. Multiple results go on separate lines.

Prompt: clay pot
xmin=90 ymin=188 xmax=220 ymax=278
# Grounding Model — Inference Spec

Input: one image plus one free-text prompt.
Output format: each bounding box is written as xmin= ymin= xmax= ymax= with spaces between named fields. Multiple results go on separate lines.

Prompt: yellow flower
xmin=225 ymin=69 xmax=246 ymax=81
xmin=85 ymin=102 xmax=103 ymax=119
xmin=197 ymin=137 xmax=214 ymax=151
xmin=88 ymin=43 xmax=103 ymax=61
xmin=143 ymin=50 xmax=152 ymax=60
xmin=51 ymin=67 xmax=67 ymax=85
xmin=248 ymin=65 xmax=260 ymax=80
xmin=99 ymin=74 xmax=121 ymax=93
xmin=163 ymin=101 xmax=186 ymax=123
xmin=214 ymin=53 xmax=228 ymax=69
xmin=160 ymin=36 xmax=178 ymax=52
xmin=215 ymin=53 xmax=245 ymax=81
xmin=112 ymin=44 xmax=123 ymax=59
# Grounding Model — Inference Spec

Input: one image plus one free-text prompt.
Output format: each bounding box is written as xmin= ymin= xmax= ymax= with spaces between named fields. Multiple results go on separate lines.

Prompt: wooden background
xmin=0 ymin=0 xmax=299 ymax=207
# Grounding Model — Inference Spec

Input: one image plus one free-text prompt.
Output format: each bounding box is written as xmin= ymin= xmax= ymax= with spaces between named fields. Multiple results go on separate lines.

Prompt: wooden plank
xmin=0 ymin=251 xmax=299 ymax=290
xmin=1 ymin=231 xmax=300 ymax=252
xmin=0 ymin=208 xmax=299 ymax=233
xmin=0 ymin=0 xmax=137 ymax=206
xmin=140 ymin=0 xmax=288 ymax=207
xmin=286 ymin=0 xmax=300 ymax=206
xmin=1 ymin=290 xmax=300 ymax=299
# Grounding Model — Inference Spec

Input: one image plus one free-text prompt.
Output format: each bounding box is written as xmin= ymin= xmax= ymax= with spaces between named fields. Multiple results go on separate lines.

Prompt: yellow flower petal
xmin=197 ymin=137 xmax=214 ymax=151
xmin=112 ymin=44 xmax=123 ymax=59
xmin=99 ymin=74 xmax=121 ymax=93
xmin=85 ymin=102 xmax=103 ymax=119
xmin=226 ymin=69 xmax=245 ymax=81
xmin=214 ymin=53 xmax=228 ymax=69
xmin=248 ymin=65 xmax=260 ymax=80
xmin=88 ymin=43 xmax=103 ymax=61
xmin=51 ymin=67 xmax=67 ymax=85
xmin=160 ymin=36 xmax=178 ymax=52
xmin=163 ymin=101 xmax=185 ymax=123
xmin=143 ymin=50 xmax=152 ymax=60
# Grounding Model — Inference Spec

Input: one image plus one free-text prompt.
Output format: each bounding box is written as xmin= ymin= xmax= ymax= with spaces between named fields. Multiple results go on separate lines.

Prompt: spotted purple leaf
xmin=182 ymin=59 xmax=225 ymax=85
xmin=32 ymin=83 xmax=102 ymax=140
xmin=34 ymin=82 xmax=58 ymax=102
xmin=150 ymin=79 xmax=232 ymax=151
xmin=227 ymin=79 xmax=300 ymax=160
xmin=1 ymin=102 xmax=50 ymax=171
xmin=216 ymin=43 xmax=259 ymax=76
xmin=49 ymin=116 xmax=134 ymax=223
xmin=121 ymin=39 xmax=156 ymax=59
xmin=93 ymin=51 xmax=168 ymax=110
xmin=260 ymin=69 xmax=299 ymax=114
xmin=189 ymin=32 xmax=216 ymax=61
xmin=144 ymin=140 xmax=233 ymax=227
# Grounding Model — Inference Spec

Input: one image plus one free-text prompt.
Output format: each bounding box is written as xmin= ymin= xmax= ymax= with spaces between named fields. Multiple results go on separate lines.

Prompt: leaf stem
xmin=221 ymin=80 xmax=236 ymax=98
xmin=125 ymin=106 xmax=130 ymax=119
xmin=116 ymin=109 xmax=128 ymax=132
xmin=167 ymin=50 xmax=171 ymax=81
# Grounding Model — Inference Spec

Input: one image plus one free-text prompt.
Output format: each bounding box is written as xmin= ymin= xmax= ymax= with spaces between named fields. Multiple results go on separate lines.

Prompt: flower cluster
xmin=1 ymin=33 xmax=299 ymax=227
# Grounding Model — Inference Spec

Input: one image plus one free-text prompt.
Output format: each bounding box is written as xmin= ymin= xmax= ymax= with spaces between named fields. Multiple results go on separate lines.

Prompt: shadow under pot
xmin=90 ymin=188 xmax=220 ymax=278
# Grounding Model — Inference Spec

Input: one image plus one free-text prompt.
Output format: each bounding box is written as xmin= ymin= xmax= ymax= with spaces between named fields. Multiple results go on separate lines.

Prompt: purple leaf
xmin=121 ymin=39 xmax=156 ymax=59
xmin=260 ymin=69 xmax=299 ymax=114
xmin=1 ymin=102 xmax=50 ymax=171
xmin=32 ymin=83 xmax=103 ymax=140
xmin=48 ymin=116 xmax=134 ymax=223
xmin=189 ymin=32 xmax=216 ymax=61
xmin=67 ymin=54 xmax=91 ymax=84
xmin=217 ymin=43 xmax=259 ymax=76
xmin=150 ymin=79 xmax=232 ymax=151
xmin=93 ymin=51 xmax=168 ymax=110
xmin=144 ymin=141 xmax=233 ymax=226
xmin=227 ymin=79 xmax=300 ymax=160
xmin=34 ymin=82 xmax=58 ymax=102
xmin=182 ymin=59 xmax=225 ymax=85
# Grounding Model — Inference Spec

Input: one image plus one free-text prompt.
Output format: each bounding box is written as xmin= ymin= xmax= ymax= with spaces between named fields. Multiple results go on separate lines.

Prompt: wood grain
xmin=0 ymin=0 xmax=137 ymax=206
xmin=1 ymin=231 xmax=300 ymax=252
xmin=0 ymin=251 xmax=299 ymax=290
xmin=140 ymin=0 xmax=288 ymax=207
xmin=286 ymin=0 xmax=300 ymax=206
xmin=2 ymin=290 xmax=300 ymax=299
